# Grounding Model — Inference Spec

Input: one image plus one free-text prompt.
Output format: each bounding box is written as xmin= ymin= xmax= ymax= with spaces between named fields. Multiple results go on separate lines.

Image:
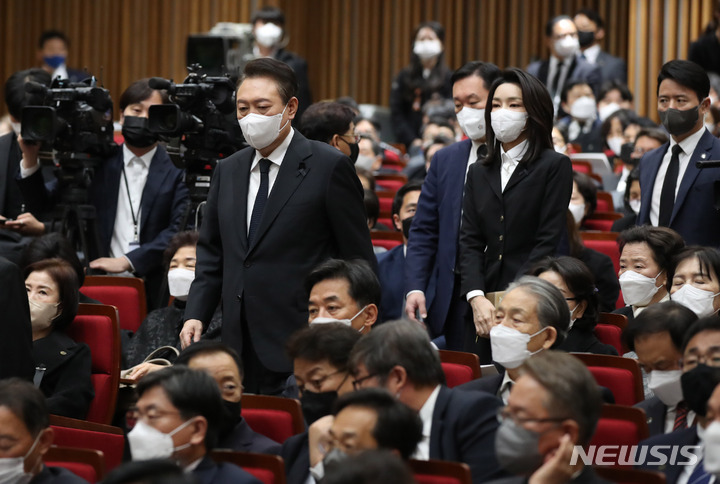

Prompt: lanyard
xmin=122 ymin=163 xmax=143 ymax=242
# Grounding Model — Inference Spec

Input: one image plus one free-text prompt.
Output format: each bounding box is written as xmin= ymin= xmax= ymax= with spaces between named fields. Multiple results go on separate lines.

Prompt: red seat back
xmin=590 ymin=405 xmax=649 ymax=467
xmin=409 ymin=460 xmax=471 ymax=484
xmin=80 ymin=275 xmax=147 ymax=332
xmin=211 ymin=450 xmax=286 ymax=484
xmin=572 ymin=354 xmax=643 ymax=406
xmin=594 ymin=324 xmax=624 ymax=355
xmin=44 ymin=445 xmax=106 ymax=481
xmin=596 ymin=192 xmax=615 ymax=212
xmin=46 ymin=462 xmax=97 ymax=482
xmin=584 ymin=218 xmax=615 ymax=231
xmin=581 ymin=233 xmax=620 ymax=273
xmin=376 ymin=179 xmax=405 ymax=192
xmin=378 ymin=196 xmax=394 ymax=212
xmin=441 ymin=363 xmax=475 ymax=388
xmin=50 ymin=415 xmax=125 ymax=471
xmin=241 ymin=395 xmax=304 ymax=443
xmin=65 ymin=304 xmax=121 ymax=424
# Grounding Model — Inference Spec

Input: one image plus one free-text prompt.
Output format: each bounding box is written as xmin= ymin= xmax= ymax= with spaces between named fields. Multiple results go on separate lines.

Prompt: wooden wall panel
xmin=0 ymin=0 xmax=715 ymax=124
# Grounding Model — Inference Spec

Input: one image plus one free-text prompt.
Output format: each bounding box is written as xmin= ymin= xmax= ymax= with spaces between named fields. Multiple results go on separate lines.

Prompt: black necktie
xmin=551 ymin=62 xmax=563 ymax=97
xmin=248 ymin=158 xmax=271 ymax=244
xmin=658 ymin=145 xmax=682 ymax=226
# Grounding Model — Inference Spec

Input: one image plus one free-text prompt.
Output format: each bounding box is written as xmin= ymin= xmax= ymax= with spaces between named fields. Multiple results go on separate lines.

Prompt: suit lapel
xmin=503 ymin=159 xmax=531 ymax=193
xmin=139 ymin=149 xmax=170 ymax=234
xmin=0 ymin=134 xmax=13 ymax=214
xmin=232 ymin=151 xmax=253 ymax=254
xmin=480 ymin=158 xmax=503 ymax=200
xmin=638 ymin=144 xmax=667 ymax=224
xmin=670 ymin=130 xmax=713 ymax=224
xmin=450 ymin=141 xmax=473 ymax=223
xmin=538 ymin=61 xmax=550 ymax=85
xmin=429 ymin=386 xmax=450 ymax=459
xmin=247 ymin=133 xmax=311 ymax=254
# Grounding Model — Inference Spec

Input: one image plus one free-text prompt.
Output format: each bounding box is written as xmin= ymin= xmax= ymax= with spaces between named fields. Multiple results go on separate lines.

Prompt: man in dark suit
xmin=404 ymin=61 xmax=501 ymax=352
xmin=622 ymin=302 xmax=697 ymax=437
xmin=132 ymin=367 xmax=262 ymax=484
xmin=526 ymin=16 xmax=601 ymax=114
xmin=485 ymin=351 xmax=611 ymax=484
xmin=0 ymin=379 xmax=88 ymax=484
xmin=17 ymin=79 xmax=189 ymax=309
xmin=36 ymin=30 xmax=88 ymax=83
xmin=377 ymin=181 xmax=422 ymax=322
xmin=573 ymin=9 xmax=627 ymax=85
xmin=175 ymin=341 xmax=282 ymax=455
xmin=637 ymin=60 xmax=720 ymax=247
xmin=181 ymin=58 xmax=374 ymax=395
xmin=350 ymin=319 xmax=507 ymax=484
xmin=0 ymin=257 xmax=33 ymax=381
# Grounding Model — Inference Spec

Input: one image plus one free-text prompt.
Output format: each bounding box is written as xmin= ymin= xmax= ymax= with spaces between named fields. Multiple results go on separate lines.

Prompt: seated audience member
xmin=129 ymin=366 xmax=262 ymax=483
xmin=614 ymin=127 xmax=668 ymax=196
xmin=123 ymin=231 xmax=221 ymax=374
xmin=282 ymin=323 xmax=361 ymax=484
xmin=668 ymin=246 xmax=720 ymax=318
xmin=487 ymin=351 xmax=608 ymax=484
xmin=688 ymin=1 xmax=720 ymax=75
xmin=614 ymin=226 xmax=685 ymax=321
xmin=363 ymin=189 xmax=389 ymax=233
xmin=623 ymin=301 xmax=697 ymax=436
xmin=306 ymin=258 xmax=380 ymax=332
xmin=0 ymin=378 xmax=89 ymax=484
xmin=574 ymin=8 xmax=627 ymax=85
xmin=406 ymin=134 xmax=452 ymax=181
xmin=601 ymin=108 xmax=638 ymax=161
xmin=0 ymin=256 xmax=33 ymax=381
xmin=356 ymin=167 xmax=376 ymax=191
xmin=309 ymin=389 xmax=423 ymax=482
xmin=354 ymin=117 xmax=403 ymax=164
xmin=596 ymin=79 xmax=634 ymax=121
xmin=20 ymin=233 xmax=100 ymax=304
xmin=174 ymin=341 xmax=281 ymax=454
xmin=563 ymin=210 xmax=620 ymax=312
xmin=349 ymin=319 xmax=507 ymax=484
xmin=568 ymin=171 xmax=597 ymax=229
xmin=637 ymin=317 xmax=720 ymax=483
xmin=611 ymin=168 xmax=641 ymax=233
xmin=300 ymin=101 xmax=359 ymax=164
xmin=552 ymin=126 xmax=570 ymax=154
xmin=355 ymin=136 xmax=386 ymax=173
xmin=531 ymin=256 xmax=617 ymax=355
xmin=457 ymin=276 xmax=569 ymax=403
xmin=322 ymin=450 xmax=415 ymax=484
xmin=557 ymin=81 xmax=603 ymax=152
xmin=26 ymin=258 xmax=93 ymax=419
xmin=101 ymin=460 xmax=192 ymax=484
xmin=377 ymin=182 xmax=422 ymax=322
xmin=36 ymin=30 xmax=87 ymax=82
xmin=406 ymin=116 xmax=455 ymax=172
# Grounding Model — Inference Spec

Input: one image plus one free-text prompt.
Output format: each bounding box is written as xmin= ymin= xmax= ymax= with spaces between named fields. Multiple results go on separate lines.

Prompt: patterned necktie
xmin=674 ymin=401 xmax=688 ymax=431
xmin=248 ymin=158 xmax=271 ymax=244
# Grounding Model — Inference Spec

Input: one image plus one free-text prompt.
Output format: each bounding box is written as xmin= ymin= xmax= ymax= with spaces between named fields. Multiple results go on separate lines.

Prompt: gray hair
xmin=519 ymin=351 xmax=602 ymax=445
xmin=349 ymin=319 xmax=445 ymax=387
xmin=505 ymin=275 xmax=570 ymax=346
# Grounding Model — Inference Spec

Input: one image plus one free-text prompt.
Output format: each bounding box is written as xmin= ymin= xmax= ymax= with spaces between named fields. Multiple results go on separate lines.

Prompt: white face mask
xmin=607 ymin=136 xmax=624 ymax=156
xmin=568 ymin=202 xmax=586 ymax=225
xmin=28 ymin=299 xmax=59 ymax=332
xmin=554 ymin=35 xmax=579 ymax=59
xmin=629 ymin=199 xmax=641 ymax=215
xmin=647 ymin=369 xmax=684 ymax=407
xmin=554 ymin=144 xmax=567 ymax=154
xmin=568 ymin=305 xmax=578 ymax=331
xmin=491 ymin=109 xmax=528 ymax=144
xmin=0 ymin=431 xmax=42 ymax=484
xmin=413 ymin=39 xmax=443 ymax=61
xmin=255 ymin=22 xmax=283 ymax=48
xmin=490 ymin=324 xmax=547 ymax=369
xmin=456 ymin=107 xmax=486 ymax=141
xmin=128 ymin=419 xmax=195 ymax=461
xmin=618 ymin=270 xmax=663 ymax=307
xmin=671 ymin=284 xmax=720 ymax=318
xmin=167 ymin=268 xmax=195 ymax=301
xmin=238 ymin=103 xmax=289 ymax=150
xmin=355 ymin=154 xmax=376 ymax=172
xmin=570 ymin=96 xmax=597 ymax=121
xmin=704 ymin=421 xmax=720 ymax=476
xmin=598 ymin=103 xmax=621 ymax=122
xmin=310 ymin=305 xmax=368 ymax=331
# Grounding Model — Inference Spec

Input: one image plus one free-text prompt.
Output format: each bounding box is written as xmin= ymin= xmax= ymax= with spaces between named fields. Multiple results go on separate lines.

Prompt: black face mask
xmin=218 ymin=398 xmax=242 ymax=440
xmin=578 ymin=30 xmax=595 ymax=48
xmin=347 ymin=141 xmax=359 ymax=164
xmin=659 ymin=106 xmax=700 ymax=137
xmin=122 ymin=116 xmax=158 ymax=148
xmin=301 ymin=390 xmax=338 ymax=425
xmin=402 ymin=216 xmax=414 ymax=240
xmin=620 ymin=142 xmax=635 ymax=165
xmin=680 ymin=363 xmax=720 ymax=416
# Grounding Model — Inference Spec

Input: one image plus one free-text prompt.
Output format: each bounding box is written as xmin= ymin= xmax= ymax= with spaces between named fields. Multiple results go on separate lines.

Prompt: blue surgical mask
xmin=43 ymin=55 xmax=66 ymax=69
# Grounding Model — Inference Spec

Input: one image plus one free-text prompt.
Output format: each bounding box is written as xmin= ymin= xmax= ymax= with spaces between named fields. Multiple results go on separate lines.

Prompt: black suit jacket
xmin=635 ymin=396 xmax=668 ymax=437
xmin=430 ymin=385 xmax=507 ymax=484
xmin=219 ymin=418 xmax=282 ymax=455
xmin=0 ymin=131 xmax=25 ymax=218
xmin=558 ymin=327 xmax=618 ymax=355
xmin=31 ymin=466 xmax=89 ymax=484
xmin=275 ymin=49 xmax=312 ymax=125
xmin=636 ymin=426 xmax=699 ymax=483
xmin=193 ymin=456 xmax=263 ymax=484
xmin=457 ymin=373 xmax=504 ymax=398
xmin=579 ymin=247 xmax=620 ymax=313
xmin=594 ymin=50 xmax=628 ymax=84
xmin=0 ymin=256 xmax=33 ymax=381
xmin=611 ymin=213 xmax=637 ymax=233
xmin=526 ymin=57 xmax=602 ymax=95
xmin=185 ymin=132 xmax=376 ymax=372
xmin=281 ymin=431 xmax=310 ymax=484
xmin=377 ymin=243 xmax=405 ymax=322
xmin=460 ymin=148 xmax=573 ymax=294
xmin=612 ymin=305 xmax=635 ymax=322
xmin=485 ymin=465 xmax=612 ymax=484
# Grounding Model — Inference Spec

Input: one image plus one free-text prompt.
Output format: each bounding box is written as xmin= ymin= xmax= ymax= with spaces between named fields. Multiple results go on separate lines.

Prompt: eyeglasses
xmin=681 ymin=349 xmax=720 ymax=371
xmin=352 ymin=373 xmax=378 ymax=390
xmin=298 ymin=369 xmax=347 ymax=394
xmin=341 ymin=133 xmax=361 ymax=144
xmin=497 ymin=407 xmax=568 ymax=426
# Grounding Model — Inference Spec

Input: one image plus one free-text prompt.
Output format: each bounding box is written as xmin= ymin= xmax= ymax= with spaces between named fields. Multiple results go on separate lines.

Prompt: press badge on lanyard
xmin=123 ymin=166 xmax=142 ymax=253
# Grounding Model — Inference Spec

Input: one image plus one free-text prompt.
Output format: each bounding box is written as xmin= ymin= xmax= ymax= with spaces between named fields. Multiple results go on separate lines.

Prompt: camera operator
xmin=17 ymin=78 xmax=189 ymax=309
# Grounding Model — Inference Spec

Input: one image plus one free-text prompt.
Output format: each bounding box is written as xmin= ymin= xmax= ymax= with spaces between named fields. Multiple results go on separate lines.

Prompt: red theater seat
xmin=572 ymin=160 xmax=593 ymax=174
xmin=581 ymin=232 xmax=620 ymax=273
xmin=80 ymin=275 xmax=147 ymax=333
xmin=409 ymin=459 xmax=472 ymax=484
xmin=49 ymin=415 xmax=124 ymax=472
xmin=371 ymin=230 xmax=403 ymax=250
xmin=439 ymin=350 xmax=481 ymax=388
xmin=597 ymin=313 xmax=630 ymax=354
xmin=65 ymin=304 xmax=121 ymax=424
xmin=594 ymin=324 xmax=624 ymax=355
xmin=596 ymin=192 xmax=616 ymax=212
xmin=241 ymin=395 xmax=304 ymax=444
xmin=590 ymin=405 xmax=650 ymax=468
xmin=572 ymin=354 xmax=644 ymax=406
xmin=211 ymin=450 xmax=286 ymax=484
xmin=45 ymin=446 xmax=105 ymax=482
xmin=584 ymin=212 xmax=623 ymax=232
xmin=595 ymin=467 xmax=667 ymax=483
xmin=376 ymin=174 xmax=408 ymax=192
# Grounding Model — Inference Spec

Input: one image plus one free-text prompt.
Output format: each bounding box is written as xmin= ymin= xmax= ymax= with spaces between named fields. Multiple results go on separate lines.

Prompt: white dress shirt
xmin=498 ymin=372 xmax=515 ymax=405
xmin=663 ymin=403 xmax=697 ymax=435
xmin=411 ymin=385 xmax=441 ymax=460
xmin=246 ymin=128 xmax=295 ymax=233
xmin=676 ymin=424 xmax=713 ymax=484
xmin=649 ymin=126 xmax=706 ymax=226
xmin=110 ymin=145 xmax=156 ymax=265
xmin=580 ymin=44 xmax=601 ymax=64
xmin=52 ymin=64 xmax=69 ymax=80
